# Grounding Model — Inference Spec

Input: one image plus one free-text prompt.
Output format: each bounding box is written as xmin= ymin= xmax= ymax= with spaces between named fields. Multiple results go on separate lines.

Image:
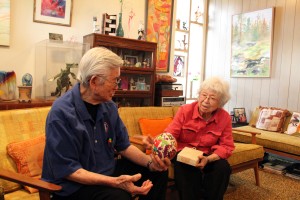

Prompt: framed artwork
xmin=230 ymin=8 xmax=274 ymax=77
xmin=33 ymin=0 xmax=73 ymax=26
xmin=233 ymin=108 xmax=247 ymax=123
xmin=173 ymin=55 xmax=185 ymax=77
xmin=124 ymin=55 xmax=138 ymax=66
xmin=146 ymin=0 xmax=174 ymax=72
xmin=0 ymin=0 xmax=10 ymax=46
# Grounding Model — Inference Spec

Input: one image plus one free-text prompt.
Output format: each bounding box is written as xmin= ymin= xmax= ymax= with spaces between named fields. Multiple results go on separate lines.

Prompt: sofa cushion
xmin=138 ymin=117 xmax=173 ymax=138
xmin=6 ymin=135 xmax=45 ymax=193
xmin=285 ymin=112 xmax=300 ymax=135
xmin=255 ymin=107 xmax=290 ymax=132
xmin=0 ymin=107 xmax=50 ymax=193
xmin=228 ymin=143 xmax=264 ymax=166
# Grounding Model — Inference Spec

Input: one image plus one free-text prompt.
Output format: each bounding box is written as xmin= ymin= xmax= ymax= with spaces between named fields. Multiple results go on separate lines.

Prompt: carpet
xmin=224 ymin=169 xmax=300 ymax=200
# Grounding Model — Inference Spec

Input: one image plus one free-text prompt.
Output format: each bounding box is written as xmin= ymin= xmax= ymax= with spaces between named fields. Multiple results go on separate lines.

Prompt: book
xmin=177 ymin=147 xmax=203 ymax=166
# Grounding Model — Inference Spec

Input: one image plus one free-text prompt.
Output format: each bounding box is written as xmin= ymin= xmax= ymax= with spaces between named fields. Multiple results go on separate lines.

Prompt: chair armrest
xmin=129 ymin=135 xmax=146 ymax=152
xmin=0 ymin=169 xmax=61 ymax=192
xmin=232 ymin=128 xmax=261 ymax=144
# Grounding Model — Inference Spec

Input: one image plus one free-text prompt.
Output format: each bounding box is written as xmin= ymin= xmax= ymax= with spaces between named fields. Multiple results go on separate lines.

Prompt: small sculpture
xmin=22 ymin=73 xmax=33 ymax=86
xmin=182 ymin=21 xmax=188 ymax=30
xmin=49 ymin=63 xmax=78 ymax=97
xmin=137 ymin=21 xmax=145 ymax=40
xmin=195 ymin=6 xmax=202 ymax=22
xmin=93 ymin=16 xmax=100 ymax=33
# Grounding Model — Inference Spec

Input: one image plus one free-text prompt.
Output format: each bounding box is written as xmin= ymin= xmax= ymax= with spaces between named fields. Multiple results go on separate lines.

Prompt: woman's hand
xmin=196 ymin=154 xmax=209 ymax=169
xmin=142 ymin=135 xmax=154 ymax=150
xmin=114 ymin=173 xmax=153 ymax=195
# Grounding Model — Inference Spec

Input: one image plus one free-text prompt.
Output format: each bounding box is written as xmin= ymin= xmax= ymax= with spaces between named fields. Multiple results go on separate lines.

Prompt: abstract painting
xmin=33 ymin=0 xmax=73 ymax=26
xmin=0 ymin=0 xmax=10 ymax=46
xmin=146 ymin=0 xmax=174 ymax=72
xmin=231 ymin=8 xmax=274 ymax=77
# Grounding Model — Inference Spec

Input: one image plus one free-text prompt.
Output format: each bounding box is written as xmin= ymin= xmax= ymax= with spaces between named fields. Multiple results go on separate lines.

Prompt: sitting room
xmin=0 ymin=0 xmax=300 ymax=199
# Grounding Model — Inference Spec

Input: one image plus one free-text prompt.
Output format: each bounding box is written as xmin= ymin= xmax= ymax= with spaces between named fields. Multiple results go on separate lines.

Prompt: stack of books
xmin=285 ymin=163 xmax=300 ymax=180
xmin=262 ymin=156 xmax=294 ymax=175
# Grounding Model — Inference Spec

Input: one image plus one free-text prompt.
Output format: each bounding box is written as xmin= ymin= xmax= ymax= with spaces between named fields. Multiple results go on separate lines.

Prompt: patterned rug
xmin=224 ymin=169 xmax=300 ymax=200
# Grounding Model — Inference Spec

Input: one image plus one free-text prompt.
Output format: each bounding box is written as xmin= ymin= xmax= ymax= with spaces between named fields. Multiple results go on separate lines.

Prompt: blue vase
xmin=116 ymin=13 xmax=124 ymax=37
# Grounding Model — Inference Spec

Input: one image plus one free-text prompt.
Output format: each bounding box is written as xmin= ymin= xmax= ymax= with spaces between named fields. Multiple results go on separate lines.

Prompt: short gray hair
xmin=198 ymin=77 xmax=231 ymax=107
xmin=77 ymin=47 xmax=123 ymax=86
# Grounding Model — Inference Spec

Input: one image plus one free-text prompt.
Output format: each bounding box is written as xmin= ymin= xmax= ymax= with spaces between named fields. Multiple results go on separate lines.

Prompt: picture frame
xmin=124 ymin=55 xmax=138 ymax=66
xmin=230 ymin=8 xmax=274 ymax=77
xmin=33 ymin=0 xmax=73 ymax=27
xmin=173 ymin=55 xmax=185 ymax=77
xmin=233 ymin=108 xmax=247 ymax=123
xmin=0 ymin=0 xmax=10 ymax=46
xmin=146 ymin=0 xmax=174 ymax=72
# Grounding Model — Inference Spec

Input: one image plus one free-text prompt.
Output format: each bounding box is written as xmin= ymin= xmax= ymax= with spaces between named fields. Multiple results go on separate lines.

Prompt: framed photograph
xmin=230 ymin=8 xmax=274 ymax=77
xmin=124 ymin=55 xmax=138 ymax=66
xmin=233 ymin=108 xmax=247 ymax=123
xmin=173 ymin=55 xmax=185 ymax=77
xmin=33 ymin=0 xmax=73 ymax=27
xmin=120 ymin=76 xmax=128 ymax=90
xmin=49 ymin=33 xmax=63 ymax=41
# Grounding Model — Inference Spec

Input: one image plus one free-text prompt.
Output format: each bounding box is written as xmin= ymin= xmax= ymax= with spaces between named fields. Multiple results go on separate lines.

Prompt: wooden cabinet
xmin=83 ymin=33 xmax=157 ymax=106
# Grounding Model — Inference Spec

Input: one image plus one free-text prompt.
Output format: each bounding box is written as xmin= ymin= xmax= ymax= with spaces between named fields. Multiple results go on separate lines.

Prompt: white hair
xmin=76 ymin=47 xmax=123 ymax=86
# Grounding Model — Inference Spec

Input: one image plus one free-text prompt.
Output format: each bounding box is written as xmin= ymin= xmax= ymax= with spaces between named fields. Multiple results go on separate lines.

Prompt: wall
xmin=0 ymin=0 xmax=146 ymax=97
xmin=205 ymin=0 xmax=300 ymax=119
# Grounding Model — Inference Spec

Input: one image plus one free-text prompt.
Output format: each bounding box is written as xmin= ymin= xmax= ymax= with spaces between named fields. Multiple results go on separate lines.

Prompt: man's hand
xmin=148 ymin=154 xmax=171 ymax=172
xmin=114 ymin=173 xmax=153 ymax=195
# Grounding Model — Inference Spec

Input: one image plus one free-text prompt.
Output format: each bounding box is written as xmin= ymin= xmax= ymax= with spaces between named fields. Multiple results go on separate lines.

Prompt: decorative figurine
xmin=18 ymin=73 xmax=33 ymax=103
xmin=182 ymin=21 xmax=188 ymax=30
xmin=137 ymin=21 xmax=145 ymax=40
xmin=195 ymin=6 xmax=202 ymax=22
xmin=22 ymin=73 xmax=33 ymax=86
xmin=48 ymin=63 xmax=78 ymax=97
xmin=93 ymin=16 xmax=100 ymax=33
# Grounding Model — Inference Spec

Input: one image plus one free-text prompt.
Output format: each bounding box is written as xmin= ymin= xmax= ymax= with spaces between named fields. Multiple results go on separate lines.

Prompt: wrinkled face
xmin=198 ymin=89 xmax=220 ymax=114
xmin=90 ymin=68 xmax=120 ymax=103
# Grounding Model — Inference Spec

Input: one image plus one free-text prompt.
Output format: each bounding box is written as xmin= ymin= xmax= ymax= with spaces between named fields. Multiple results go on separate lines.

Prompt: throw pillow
xmin=255 ymin=107 xmax=290 ymax=132
xmin=138 ymin=117 xmax=173 ymax=154
xmin=285 ymin=112 xmax=300 ymax=135
xmin=138 ymin=117 xmax=173 ymax=138
xmin=6 ymin=135 xmax=45 ymax=193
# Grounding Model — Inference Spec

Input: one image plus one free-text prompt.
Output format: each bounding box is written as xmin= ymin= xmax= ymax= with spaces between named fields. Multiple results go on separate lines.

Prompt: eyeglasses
xmin=96 ymin=75 xmax=121 ymax=86
xmin=199 ymin=93 xmax=219 ymax=104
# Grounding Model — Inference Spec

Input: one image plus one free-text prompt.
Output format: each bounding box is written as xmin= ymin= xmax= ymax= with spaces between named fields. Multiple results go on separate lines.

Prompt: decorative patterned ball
xmin=152 ymin=132 xmax=177 ymax=160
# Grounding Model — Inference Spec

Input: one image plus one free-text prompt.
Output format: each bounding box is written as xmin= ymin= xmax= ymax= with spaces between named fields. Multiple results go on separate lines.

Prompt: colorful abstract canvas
xmin=146 ymin=0 xmax=173 ymax=72
xmin=0 ymin=0 xmax=10 ymax=46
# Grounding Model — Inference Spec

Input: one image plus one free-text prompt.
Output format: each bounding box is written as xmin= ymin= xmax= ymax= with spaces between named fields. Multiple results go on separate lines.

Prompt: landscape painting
xmin=231 ymin=8 xmax=274 ymax=77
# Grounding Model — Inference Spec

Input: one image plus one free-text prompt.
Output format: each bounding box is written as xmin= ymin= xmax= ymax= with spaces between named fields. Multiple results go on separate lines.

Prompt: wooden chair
xmin=0 ymin=169 xmax=61 ymax=200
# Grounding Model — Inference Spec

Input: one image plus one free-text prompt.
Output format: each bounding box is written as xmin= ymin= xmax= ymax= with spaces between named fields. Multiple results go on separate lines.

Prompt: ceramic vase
xmin=116 ymin=13 xmax=124 ymax=37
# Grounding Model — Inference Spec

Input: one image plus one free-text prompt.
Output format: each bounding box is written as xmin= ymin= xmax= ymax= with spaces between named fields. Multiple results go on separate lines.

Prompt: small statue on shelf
xmin=49 ymin=63 xmax=78 ymax=97
xmin=93 ymin=16 xmax=100 ymax=33
xmin=195 ymin=6 xmax=202 ymax=22
xmin=182 ymin=21 xmax=188 ymax=30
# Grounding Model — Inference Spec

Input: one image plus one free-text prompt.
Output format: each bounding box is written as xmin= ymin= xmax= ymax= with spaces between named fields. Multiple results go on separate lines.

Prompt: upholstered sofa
xmin=0 ymin=106 xmax=264 ymax=200
xmin=232 ymin=107 xmax=300 ymax=161
xmin=118 ymin=106 xmax=264 ymax=186
xmin=0 ymin=106 xmax=60 ymax=200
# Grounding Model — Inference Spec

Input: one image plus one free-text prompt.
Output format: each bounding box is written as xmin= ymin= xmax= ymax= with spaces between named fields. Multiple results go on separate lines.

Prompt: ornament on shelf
xmin=137 ymin=21 xmax=145 ymax=40
xmin=18 ymin=73 xmax=33 ymax=103
xmin=93 ymin=16 xmax=100 ymax=33
xmin=116 ymin=0 xmax=124 ymax=37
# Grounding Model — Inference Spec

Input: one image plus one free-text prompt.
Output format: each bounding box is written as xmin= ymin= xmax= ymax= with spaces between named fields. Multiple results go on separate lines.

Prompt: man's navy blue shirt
xmin=42 ymin=83 xmax=130 ymax=196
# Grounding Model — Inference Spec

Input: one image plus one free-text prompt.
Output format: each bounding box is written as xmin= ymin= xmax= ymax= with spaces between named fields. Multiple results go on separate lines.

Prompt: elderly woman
xmin=165 ymin=77 xmax=234 ymax=200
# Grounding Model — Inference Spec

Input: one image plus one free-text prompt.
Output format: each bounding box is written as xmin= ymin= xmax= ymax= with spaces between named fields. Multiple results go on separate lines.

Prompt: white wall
xmin=205 ymin=0 xmax=300 ymax=119
xmin=0 ymin=0 xmax=146 ymax=97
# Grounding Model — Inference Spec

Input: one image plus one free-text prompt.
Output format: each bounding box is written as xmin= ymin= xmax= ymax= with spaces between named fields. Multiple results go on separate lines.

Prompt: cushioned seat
xmin=233 ymin=126 xmax=300 ymax=155
xmin=228 ymin=143 xmax=264 ymax=166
